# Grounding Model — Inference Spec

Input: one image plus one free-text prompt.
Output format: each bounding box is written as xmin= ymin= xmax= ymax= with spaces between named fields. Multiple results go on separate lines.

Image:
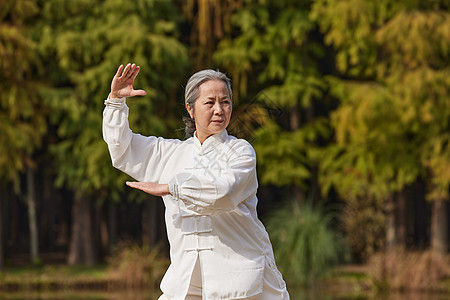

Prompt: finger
xmin=115 ymin=64 xmax=124 ymax=78
xmin=127 ymin=181 xmax=150 ymax=191
xmin=128 ymin=63 xmax=138 ymax=78
xmin=125 ymin=63 xmax=136 ymax=78
xmin=126 ymin=181 xmax=141 ymax=189
xmin=131 ymin=89 xmax=147 ymax=97
xmin=126 ymin=182 xmax=145 ymax=193
xmin=122 ymin=63 xmax=132 ymax=78
xmin=127 ymin=181 xmax=154 ymax=195
xmin=130 ymin=65 xmax=141 ymax=81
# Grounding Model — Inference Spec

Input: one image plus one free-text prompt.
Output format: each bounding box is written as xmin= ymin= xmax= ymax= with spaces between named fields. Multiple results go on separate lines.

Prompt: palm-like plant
xmin=266 ymin=200 xmax=347 ymax=286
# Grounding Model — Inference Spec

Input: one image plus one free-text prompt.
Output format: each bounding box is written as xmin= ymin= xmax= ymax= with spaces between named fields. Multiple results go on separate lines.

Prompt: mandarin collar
xmin=193 ymin=130 xmax=228 ymax=155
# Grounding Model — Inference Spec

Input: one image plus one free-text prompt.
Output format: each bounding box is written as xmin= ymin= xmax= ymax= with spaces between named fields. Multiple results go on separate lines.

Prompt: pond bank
xmin=0 ymin=264 xmax=113 ymax=292
xmin=0 ymin=264 xmax=369 ymax=293
xmin=0 ymin=263 xmax=449 ymax=300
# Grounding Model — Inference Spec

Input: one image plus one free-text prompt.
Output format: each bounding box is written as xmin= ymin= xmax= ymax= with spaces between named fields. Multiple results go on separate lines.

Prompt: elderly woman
xmin=103 ymin=63 xmax=290 ymax=300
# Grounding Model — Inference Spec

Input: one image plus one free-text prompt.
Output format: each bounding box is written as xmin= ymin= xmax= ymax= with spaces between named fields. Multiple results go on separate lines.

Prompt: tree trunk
xmin=68 ymin=193 xmax=96 ymax=265
xmin=292 ymin=186 xmax=305 ymax=204
xmin=386 ymin=194 xmax=396 ymax=251
xmin=396 ymin=191 xmax=407 ymax=249
xmin=99 ymin=202 xmax=109 ymax=257
xmin=42 ymin=172 xmax=55 ymax=251
xmin=431 ymin=199 xmax=448 ymax=254
xmin=412 ymin=179 xmax=427 ymax=249
xmin=385 ymin=191 xmax=408 ymax=251
xmin=107 ymin=201 xmax=117 ymax=255
xmin=142 ymin=200 xmax=150 ymax=248
xmin=93 ymin=200 xmax=102 ymax=260
xmin=143 ymin=197 xmax=159 ymax=248
xmin=26 ymin=165 xmax=39 ymax=265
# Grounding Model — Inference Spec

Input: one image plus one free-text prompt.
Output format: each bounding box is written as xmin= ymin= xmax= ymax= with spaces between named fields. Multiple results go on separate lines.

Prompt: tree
xmin=377 ymin=9 xmax=450 ymax=254
xmin=312 ymin=0 xmax=450 ymax=256
xmin=214 ymin=0 xmax=329 ymax=202
xmin=0 ymin=0 xmax=46 ymax=267
xmin=181 ymin=0 xmax=237 ymax=68
xmin=35 ymin=0 xmax=189 ymax=264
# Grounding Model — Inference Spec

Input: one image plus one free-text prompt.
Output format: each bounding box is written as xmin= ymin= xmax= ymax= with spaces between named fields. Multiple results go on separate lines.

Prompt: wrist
xmin=163 ymin=184 xmax=170 ymax=196
xmin=110 ymin=92 xmax=121 ymax=99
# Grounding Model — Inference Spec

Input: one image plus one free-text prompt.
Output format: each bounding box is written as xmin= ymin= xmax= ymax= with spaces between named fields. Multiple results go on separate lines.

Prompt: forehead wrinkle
xmin=198 ymin=80 xmax=231 ymax=101
xmin=204 ymin=94 xmax=229 ymax=99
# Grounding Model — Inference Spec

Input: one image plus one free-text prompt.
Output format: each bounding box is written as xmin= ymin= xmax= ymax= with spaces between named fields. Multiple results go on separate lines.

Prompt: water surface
xmin=0 ymin=290 xmax=448 ymax=300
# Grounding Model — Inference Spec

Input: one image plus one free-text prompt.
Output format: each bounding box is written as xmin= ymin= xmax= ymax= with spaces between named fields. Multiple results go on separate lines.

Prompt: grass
xmin=0 ymin=264 xmax=111 ymax=291
xmin=0 ymin=264 xmax=107 ymax=280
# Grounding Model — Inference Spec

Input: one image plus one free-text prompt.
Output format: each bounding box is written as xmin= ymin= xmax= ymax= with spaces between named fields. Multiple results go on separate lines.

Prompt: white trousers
xmin=159 ymin=257 xmax=290 ymax=300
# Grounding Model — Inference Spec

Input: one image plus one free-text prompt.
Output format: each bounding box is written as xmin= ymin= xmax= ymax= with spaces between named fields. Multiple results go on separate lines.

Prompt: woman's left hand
xmin=126 ymin=181 xmax=170 ymax=196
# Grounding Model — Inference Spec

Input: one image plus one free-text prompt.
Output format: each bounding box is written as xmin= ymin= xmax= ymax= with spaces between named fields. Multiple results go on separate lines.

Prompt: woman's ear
xmin=186 ymin=103 xmax=194 ymax=119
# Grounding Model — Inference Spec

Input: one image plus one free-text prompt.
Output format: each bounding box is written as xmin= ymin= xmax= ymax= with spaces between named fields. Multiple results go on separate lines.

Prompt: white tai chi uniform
xmin=103 ymin=97 xmax=290 ymax=300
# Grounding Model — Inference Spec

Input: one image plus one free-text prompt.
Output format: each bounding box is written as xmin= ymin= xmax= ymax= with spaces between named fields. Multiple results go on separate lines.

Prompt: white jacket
xmin=103 ymin=97 xmax=287 ymax=299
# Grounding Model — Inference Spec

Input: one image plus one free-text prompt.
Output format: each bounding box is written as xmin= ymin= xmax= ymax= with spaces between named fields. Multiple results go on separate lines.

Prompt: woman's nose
xmin=213 ymin=102 xmax=223 ymax=114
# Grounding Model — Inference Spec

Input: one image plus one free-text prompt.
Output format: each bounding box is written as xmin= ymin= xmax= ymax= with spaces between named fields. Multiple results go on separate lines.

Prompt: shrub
xmin=107 ymin=242 xmax=169 ymax=290
xmin=367 ymin=250 xmax=450 ymax=292
xmin=266 ymin=200 xmax=348 ymax=286
xmin=342 ymin=195 xmax=386 ymax=262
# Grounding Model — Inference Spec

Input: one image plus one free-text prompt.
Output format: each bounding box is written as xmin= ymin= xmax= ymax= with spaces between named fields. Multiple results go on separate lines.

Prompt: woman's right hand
xmin=110 ymin=63 xmax=147 ymax=99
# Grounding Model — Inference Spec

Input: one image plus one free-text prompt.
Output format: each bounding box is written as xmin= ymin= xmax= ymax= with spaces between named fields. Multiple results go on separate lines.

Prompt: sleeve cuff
xmin=169 ymin=181 xmax=179 ymax=201
xmin=104 ymin=94 xmax=126 ymax=109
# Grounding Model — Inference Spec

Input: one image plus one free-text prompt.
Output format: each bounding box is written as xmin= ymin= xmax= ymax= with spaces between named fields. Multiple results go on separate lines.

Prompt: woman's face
xmin=187 ymin=80 xmax=232 ymax=143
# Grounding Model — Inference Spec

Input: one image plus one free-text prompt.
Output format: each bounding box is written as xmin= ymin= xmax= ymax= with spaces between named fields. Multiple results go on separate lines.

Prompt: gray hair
xmin=183 ymin=69 xmax=232 ymax=138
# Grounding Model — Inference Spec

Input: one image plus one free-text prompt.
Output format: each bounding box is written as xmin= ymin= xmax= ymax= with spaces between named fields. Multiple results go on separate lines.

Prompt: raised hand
xmin=126 ymin=181 xmax=170 ymax=197
xmin=110 ymin=63 xmax=147 ymax=99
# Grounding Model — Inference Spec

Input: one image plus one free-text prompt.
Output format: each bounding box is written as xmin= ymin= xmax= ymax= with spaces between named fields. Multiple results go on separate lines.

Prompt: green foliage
xmin=34 ymin=0 xmax=189 ymax=198
xmin=253 ymin=119 xmax=330 ymax=188
xmin=2 ymin=0 xmax=450 ymax=264
xmin=215 ymin=0 xmax=326 ymax=102
xmin=315 ymin=1 xmax=450 ymax=204
xmin=0 ymin=0 xmax=46 ymax=184
xmin=376 ymin=10 xmax=450 ymax=73
xmin=319 ymin=78 xmax=421 ymax=201
xmin=311 ymin=0 xmax=403 ymax=77
xmin=215 ymin=0 xmax=329 ymax=191
xmin=312 ymin=0 xmax=450 ymax=259
xmin=266 ymin=200 xmax=348 ymax=286
xmin=215 ymin=0 xmax=450 ymax=261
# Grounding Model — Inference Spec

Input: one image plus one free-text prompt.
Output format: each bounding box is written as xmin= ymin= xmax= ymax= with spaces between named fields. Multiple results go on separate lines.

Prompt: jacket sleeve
xmin=102 ymin=97 xmax=179 ymax=182
xmin=168 ymin=140 xmax=258 ymax=215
